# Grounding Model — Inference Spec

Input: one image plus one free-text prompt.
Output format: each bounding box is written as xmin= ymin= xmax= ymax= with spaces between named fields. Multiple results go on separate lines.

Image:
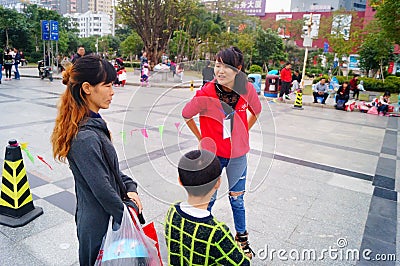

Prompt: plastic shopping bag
xmin=95 ymin=205 xmax=160 ymax=266
xmin=143 ymin=222 xmax=163 ymax=265
xmin=367 ymin=106 xmax=378 ymax=115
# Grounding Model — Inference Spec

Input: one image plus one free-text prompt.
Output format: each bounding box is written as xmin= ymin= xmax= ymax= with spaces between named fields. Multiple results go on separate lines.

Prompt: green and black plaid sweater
xmin=165 ymin=203 xmax=250 ymax=266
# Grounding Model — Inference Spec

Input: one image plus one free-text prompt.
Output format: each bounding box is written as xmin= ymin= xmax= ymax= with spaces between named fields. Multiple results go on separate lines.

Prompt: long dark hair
xmin=51 ymin=55 xmax=117 ymax=162
xmin=215 ymin=46 xmax=247 ymax=95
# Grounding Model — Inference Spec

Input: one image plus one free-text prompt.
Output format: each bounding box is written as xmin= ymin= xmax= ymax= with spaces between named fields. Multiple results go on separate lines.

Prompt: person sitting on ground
xmin=313 ymin=77 xmax=329 ymax=104
xmin=291 ymin=69 xmax=301 ymax=91
xmin=335 ymin=81 xmax=350 ymax=109
xmin=165 ymin=149 xmax=251 ymax=266
xmin=377 ymin=91 xmax=391 ymax=116
xmin=357 ymin=80 xmax=365 ymax=92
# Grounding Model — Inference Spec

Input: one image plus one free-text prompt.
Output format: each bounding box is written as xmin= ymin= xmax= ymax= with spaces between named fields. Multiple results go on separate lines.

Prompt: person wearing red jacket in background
xmin=279 ymin=62 xmax=292 ymax=100
xmin=349 ymin=74 xmax=359 ymax=99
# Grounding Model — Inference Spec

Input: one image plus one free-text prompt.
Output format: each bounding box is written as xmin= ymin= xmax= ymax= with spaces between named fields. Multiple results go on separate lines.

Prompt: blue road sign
xmin=41 ymin=20 xmax=50 ymax=41
xmin=323 ymin=42 xmax=329 ymax=53
xmin=50 ymin=20 xmax=59 ymax=41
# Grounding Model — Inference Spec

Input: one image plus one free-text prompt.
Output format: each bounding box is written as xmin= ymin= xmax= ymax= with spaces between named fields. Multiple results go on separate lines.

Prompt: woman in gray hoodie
xmin=51 ymin=55 xmax=142 ymax=265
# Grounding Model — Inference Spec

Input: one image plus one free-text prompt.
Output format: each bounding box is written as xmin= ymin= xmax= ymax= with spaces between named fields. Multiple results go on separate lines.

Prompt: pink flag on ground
xmin=174 ymin=122 xmax=180 ymax=130
xmin=141 ymin=128 xmax=149 ymax=138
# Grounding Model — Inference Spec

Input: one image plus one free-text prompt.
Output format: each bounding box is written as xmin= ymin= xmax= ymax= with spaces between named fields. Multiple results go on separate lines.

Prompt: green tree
xmin=120 ymin=32 xmax=143 ymax=61
xmin=373 ymin=0 xmax=400 ymax=44
xmin=359 ymin=20 xmax=394 ymax=79
xmin=117 ymin=0 xmax=198 ymax=66
xmin=182 ymin=6 xmax=223 ymax=61
xmin=253 ymin=28 xmax=286 ymax=69
xmin=23 ymin=5 xmax=70 ymax=53
xmin=237 ymin=33 xmax=255 ymax=68
xmin=0 ymin=6 xmax=27 ymax=48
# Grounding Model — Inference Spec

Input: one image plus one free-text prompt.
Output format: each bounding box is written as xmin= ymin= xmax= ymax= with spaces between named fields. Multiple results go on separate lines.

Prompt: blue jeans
xmin=14 ymin=64 xmax=20 ymax=79
xmin=0 ymin=64 xmax=2 ymax=80
xmin=208 ymin=154 xmax=247 ymax=233
xmin=377 ymin=105 xmax=388 ymax=114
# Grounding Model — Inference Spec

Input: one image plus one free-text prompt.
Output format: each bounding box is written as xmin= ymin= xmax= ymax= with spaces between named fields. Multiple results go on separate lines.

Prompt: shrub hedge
xmin=313 ymin=75 xmax=400 ymax=93
xmin=123 ymin=61 xmax=141 ymax=69
xmin=249 ymin=64 xmax=262 ymax=73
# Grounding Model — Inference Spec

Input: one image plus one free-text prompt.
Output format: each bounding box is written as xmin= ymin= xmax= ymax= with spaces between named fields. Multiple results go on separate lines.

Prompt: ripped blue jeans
xmin=208 ymin=154 xmax=247 ymax=234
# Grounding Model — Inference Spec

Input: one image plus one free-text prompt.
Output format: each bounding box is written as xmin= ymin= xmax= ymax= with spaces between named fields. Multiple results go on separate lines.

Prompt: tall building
xmin=0 ymin=0 xmax=52 ymax=11
xmin=89 ymin=0 xmax=112 ymax=15
xmin=290 ymin=0 xmax=366 ymax=12
xmin=64 ymin=10 xmax=113 ymax=37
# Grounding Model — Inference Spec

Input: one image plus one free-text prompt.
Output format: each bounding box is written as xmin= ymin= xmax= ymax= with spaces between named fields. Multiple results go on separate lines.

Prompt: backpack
xmin=336 ymin=99 xmax=345 ymax=110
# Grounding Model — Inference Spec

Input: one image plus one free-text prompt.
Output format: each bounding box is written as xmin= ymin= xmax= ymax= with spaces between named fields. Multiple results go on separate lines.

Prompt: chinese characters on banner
xmin=331 ymin=14 xmax=352 ymax=41
xmin=303 ymin=14 xmax=321 ymax=39
xmin=233 ymin=0 xmax=266 ymax=16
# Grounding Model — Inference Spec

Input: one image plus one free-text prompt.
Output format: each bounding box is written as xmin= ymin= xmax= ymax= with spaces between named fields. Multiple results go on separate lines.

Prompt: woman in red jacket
xmin=182 ymin=47 xmax=262 ymax=259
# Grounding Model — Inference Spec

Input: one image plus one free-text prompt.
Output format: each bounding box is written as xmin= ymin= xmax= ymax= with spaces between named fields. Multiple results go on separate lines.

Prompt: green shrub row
xmin=249 ymin=64 xmax=263 ymax=73
xmin=313 ymin=75 xmax=400 ymax=93
xmin=122 ymin=61 xmax=141 ymax=69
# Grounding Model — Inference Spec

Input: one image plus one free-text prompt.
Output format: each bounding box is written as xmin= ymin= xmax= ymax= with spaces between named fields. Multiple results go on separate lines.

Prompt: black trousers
xmin=377 ymin=105 xmax=388 ymax=114
xmin=4 ymin=65 xmax=12 ymax=78
xmin=279 ymin=81 xmax=291 ymax=97
xmin=313 ymin=92 xmax=328 ymax=103
xmin=353 ymin=89 xmax=360 ymax=99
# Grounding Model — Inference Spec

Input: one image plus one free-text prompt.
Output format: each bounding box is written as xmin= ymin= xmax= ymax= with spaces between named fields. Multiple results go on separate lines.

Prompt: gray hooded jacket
xmin=67 ymin=117 xmax=137 ymax=265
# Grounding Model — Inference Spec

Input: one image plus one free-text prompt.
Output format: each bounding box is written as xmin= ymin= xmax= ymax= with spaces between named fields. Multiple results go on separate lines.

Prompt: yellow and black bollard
xmin=0 ymin=140 xmax=43 ymax=227
xmin=292 ymin=89 xmax=304 ymax=110
xmin=190 ymin=80 xmax=194 ymax=91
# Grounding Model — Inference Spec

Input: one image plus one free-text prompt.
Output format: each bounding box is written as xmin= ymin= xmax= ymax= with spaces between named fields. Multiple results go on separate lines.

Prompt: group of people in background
xmin=310 ymin=74 xmax=392 ymax=115
xmin=0 ymin=47 xmax=22 ymax=83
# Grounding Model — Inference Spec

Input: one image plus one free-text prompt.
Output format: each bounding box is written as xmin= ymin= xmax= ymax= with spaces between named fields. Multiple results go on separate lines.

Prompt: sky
xmin=265 ymin=0 xmax=291 ymax=12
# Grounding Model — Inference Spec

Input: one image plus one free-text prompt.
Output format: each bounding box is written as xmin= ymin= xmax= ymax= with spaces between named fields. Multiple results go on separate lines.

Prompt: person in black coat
xmin=51 ymin=55 xmax=143 ymax=265
xmin=4 ymin=49 xmax=13 ymax=81
xmin=72 ymin=45 xmax=85 ymax=64
xmin=336 ymin=81 xmax=350 ymax=103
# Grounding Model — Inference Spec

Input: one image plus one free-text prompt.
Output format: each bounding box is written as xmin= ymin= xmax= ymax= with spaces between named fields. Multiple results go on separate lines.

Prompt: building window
xmin=354 ymin=3 xmax=365 ymax=8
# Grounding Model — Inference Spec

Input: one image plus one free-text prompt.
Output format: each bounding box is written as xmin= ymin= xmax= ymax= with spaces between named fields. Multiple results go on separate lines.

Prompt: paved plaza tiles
xmin=0 ymin=76 xmax=398 ymax=265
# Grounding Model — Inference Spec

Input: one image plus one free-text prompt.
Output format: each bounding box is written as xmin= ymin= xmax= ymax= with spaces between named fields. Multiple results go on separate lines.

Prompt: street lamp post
xmin=301 ymin=14 xmax=313 ymax=89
